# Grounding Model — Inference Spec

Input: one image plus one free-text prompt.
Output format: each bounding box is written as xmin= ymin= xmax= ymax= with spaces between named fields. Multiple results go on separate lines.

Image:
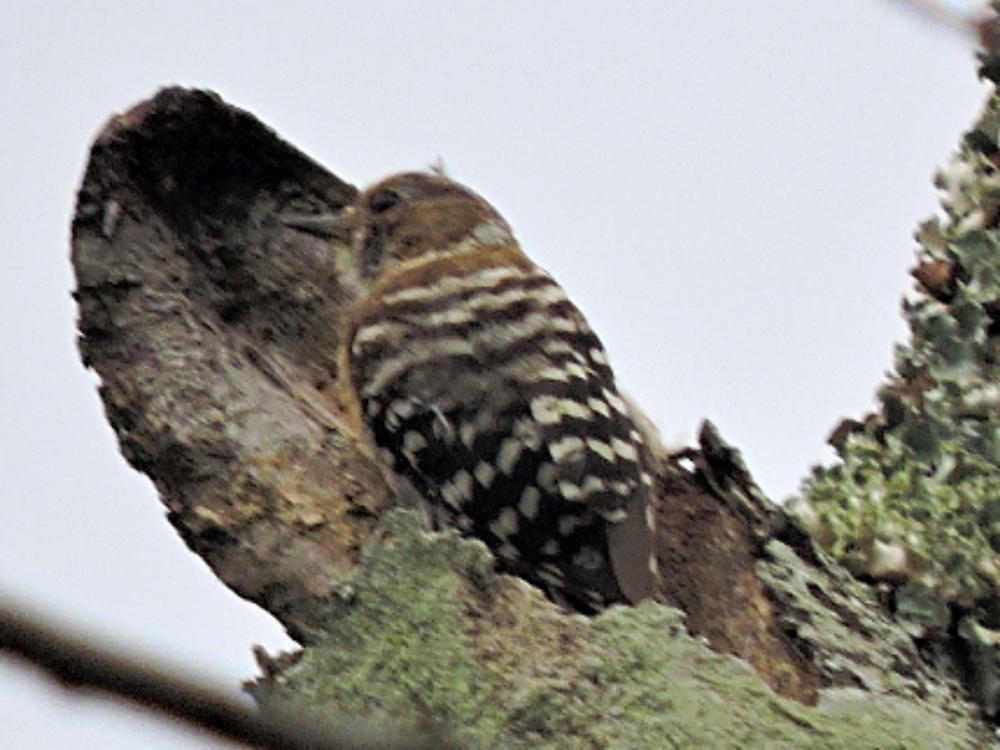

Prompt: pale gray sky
xmin=0 ymin=2 xmax=988 ymax=746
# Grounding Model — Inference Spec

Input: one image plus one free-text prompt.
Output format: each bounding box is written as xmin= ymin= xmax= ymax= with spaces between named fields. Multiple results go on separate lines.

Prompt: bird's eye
xmin=369 ymin=189 xmax=401 ymax=214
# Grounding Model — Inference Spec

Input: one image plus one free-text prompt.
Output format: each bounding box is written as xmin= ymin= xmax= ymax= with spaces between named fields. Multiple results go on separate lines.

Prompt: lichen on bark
xmin=251 ymin=509 xmax=981 ymax=749
xmin=796 ymin=8 xmax=1000 ymax=717
xmin=71 ymin=84 xmax=990 ymax=745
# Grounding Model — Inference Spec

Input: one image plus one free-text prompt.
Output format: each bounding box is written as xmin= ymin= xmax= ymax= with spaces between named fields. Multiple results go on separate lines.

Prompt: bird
xmin=286 ymin=171 xmax=657 ymax=612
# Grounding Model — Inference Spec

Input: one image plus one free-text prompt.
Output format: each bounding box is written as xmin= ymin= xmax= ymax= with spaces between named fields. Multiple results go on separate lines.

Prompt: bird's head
xmin=285 ymin=172 xmax=515 ymax=282
xmin=346 ymin=172 xmax=515 ymax=281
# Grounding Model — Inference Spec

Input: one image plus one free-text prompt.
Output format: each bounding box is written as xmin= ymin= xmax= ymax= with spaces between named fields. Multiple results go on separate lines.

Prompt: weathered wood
xmin=71 ymin=88 xmax=986 ymax=746
xmin=72 ymin=88 xmax=393 ymax=643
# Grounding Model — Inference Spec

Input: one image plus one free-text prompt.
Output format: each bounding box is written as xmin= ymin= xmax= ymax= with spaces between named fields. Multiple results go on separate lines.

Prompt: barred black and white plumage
xmin=298 ymin=172 xmax=657 ymax=611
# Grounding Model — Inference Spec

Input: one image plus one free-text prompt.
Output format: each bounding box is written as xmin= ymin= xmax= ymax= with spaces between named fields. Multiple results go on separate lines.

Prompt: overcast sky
xmin=0 ymin=2 xmax=989 ymax=747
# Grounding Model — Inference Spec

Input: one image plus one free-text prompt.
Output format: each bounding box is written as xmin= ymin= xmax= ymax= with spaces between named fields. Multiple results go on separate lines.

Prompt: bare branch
xmin=0 ymin=594 xmax=448 ymax=750
xmin=885 ymin=0 xmax=986 ymax=39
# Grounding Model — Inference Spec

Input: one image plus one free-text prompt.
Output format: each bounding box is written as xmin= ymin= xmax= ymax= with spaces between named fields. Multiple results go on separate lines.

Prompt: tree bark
xmin=70 ymin=87 xmax=988 ymax=747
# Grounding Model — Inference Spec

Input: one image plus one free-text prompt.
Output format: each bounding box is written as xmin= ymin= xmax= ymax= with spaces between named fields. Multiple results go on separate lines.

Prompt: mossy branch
xmin=68 ymin=80 xmax=994 ymax=746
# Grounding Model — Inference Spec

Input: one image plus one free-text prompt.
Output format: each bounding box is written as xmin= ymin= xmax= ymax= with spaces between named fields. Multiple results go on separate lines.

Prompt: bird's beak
xmin=282 ymin=206 xmax=356 ymax=242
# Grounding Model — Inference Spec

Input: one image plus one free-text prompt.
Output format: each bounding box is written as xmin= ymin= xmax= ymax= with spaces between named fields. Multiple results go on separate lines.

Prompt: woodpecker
xmin=288 ymin=172 xmax=657 ymax=611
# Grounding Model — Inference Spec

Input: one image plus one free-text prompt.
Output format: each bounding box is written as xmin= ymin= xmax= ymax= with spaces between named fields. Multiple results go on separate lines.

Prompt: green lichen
xmin=795 ymin=9 xmax=1000 ymax=709
xmin=261 ymin=510 xmax=494 ymax=739
xmin=252 ymin=510 xmax=982 ymax=748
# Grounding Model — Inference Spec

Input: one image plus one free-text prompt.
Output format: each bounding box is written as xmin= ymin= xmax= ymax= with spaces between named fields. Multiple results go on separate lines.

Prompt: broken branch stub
xmin=70 ymin=91 xmax=972 ymax=730
xmin=71 ymin=87 xmax=394 ymax=643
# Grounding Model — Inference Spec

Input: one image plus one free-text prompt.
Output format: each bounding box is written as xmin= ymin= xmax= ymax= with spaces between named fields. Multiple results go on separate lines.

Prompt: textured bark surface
xmin=71 ymin=88 xmax=987 ymax=744
xmin=72 ymin=88 xmax=393 ymax=643
xmin=250 ymin=509 xmax=983 ymax=749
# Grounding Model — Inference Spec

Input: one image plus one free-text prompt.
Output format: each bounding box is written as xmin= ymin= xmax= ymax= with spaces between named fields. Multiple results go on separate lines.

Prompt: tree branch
xmin=0 ymin=593 xmax=448 ymax=750
xmin=67 ymin=87 xmax=992 ymax=746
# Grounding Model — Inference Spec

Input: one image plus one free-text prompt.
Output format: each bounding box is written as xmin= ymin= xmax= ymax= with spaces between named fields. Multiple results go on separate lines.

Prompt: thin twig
xmin=885 ymin=0 xmax=983 ymax=38
xmin=0 ymin=594 xmax=448 ymax=750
